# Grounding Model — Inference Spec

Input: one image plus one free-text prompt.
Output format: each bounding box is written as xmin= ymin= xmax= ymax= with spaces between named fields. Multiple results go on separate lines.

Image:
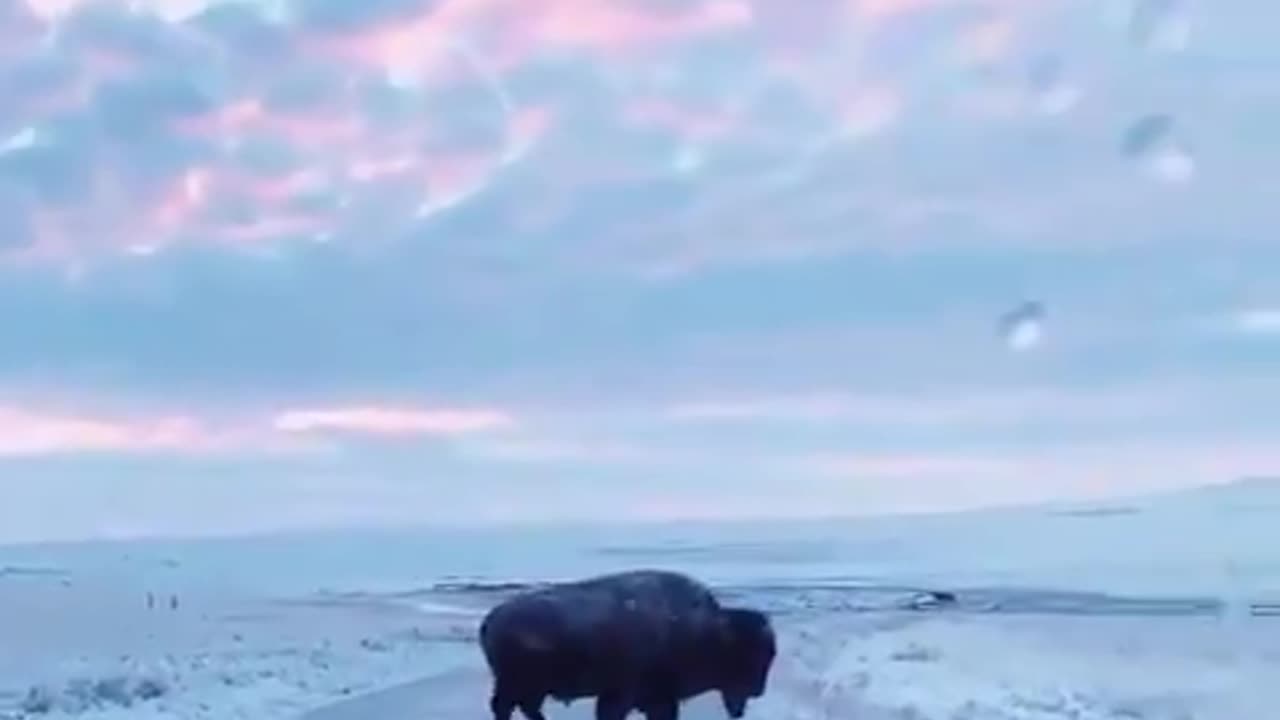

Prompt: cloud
xmin=0 ymin=376 xmax=1277 ymax=539
xmin=429 ymin=423 xmax=1280 ymax=521
xmin=0 ymin=404 xmax=281 ymax=456
xmin=426 ymin=371 xmax=1280 ymax=520
xmin=667 ymin=394 xmax=853 ymax=422
xmin=272 ymin=405 xmax=515 ymax=436
xmin=2 ymin=0 xmax=1280 ymax=542
xmin=0 ymin=0 xmax=1168 ymax=276
xmin=456 ymin=437 xmax=664 ymax=465
xmin=1229 ymin=308 xmax=1280 ymax=334
xmin=800 ymin=451 xmax=1014 ymax=479
xmin=0 ymin=397 xmax=516 ymax=457
xmin=663 ymin=385 xmax=1199 ymax=427
xmin=797 ymin=440 xmax=1280 ymax=513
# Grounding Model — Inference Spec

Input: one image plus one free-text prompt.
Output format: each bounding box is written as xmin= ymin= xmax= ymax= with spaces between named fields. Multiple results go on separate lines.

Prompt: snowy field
xmin=1 ymin=479 xmax=1277 ymax=720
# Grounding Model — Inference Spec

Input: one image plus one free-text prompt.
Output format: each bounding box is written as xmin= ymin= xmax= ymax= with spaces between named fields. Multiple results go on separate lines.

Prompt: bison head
xmin=714 ymin=607 xmax=776 ymax=718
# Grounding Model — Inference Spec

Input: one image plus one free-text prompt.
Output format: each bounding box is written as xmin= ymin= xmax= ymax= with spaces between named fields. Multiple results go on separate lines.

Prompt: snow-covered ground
xmin=0 ymin=572 xmax=478 ymax=720
xmin=1 ymin=479 xmax=1277 ymax=720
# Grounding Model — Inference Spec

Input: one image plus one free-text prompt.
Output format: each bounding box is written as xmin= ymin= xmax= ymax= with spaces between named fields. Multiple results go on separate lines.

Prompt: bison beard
xmin=479 ymin=570 xmax=776 ymax=720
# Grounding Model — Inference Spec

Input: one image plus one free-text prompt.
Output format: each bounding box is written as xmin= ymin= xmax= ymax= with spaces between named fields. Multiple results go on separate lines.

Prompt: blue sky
xmin=0 ymin=0 xmax=1278 ymax=542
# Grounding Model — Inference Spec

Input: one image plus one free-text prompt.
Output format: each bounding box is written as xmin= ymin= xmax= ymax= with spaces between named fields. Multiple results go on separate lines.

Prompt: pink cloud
xmin=668 ymin=395 xmax=853 ymax=422
xmin=304 ymin=0 xmax=752 ymax=75
xmin=838 ymin=86 xmax=902 ymax=138
xmin=0 ymin=0 xmax=1087 ymax=272
xmin=954 ymin=12 xmax=1018 ymax=64
xmin=0 ymin=405 xmax=296 ymax=456
xmin=272 ymin=406 xmax=516 ymax=436
xmin=799 ymin=440 xmax=1280 ymax=512
xmin=848 ymin=0 xmax=1029 ymax=26
xmin=521 ymin=0 xmax=752 ymax=53
xmin=664 ymin=384 xmax=1205 ymax=427
xmin=0 ymin=398 xmax=521 ymax=456
xmin=18 ymin=83 xmax=540 ymax=257
xmin=458 ymin=436 xmax=669 ymax=464
xmin=800 ymin=451 xmax=1020 ymax=478
xmin=621 ymin=98 xmax=738 ymax=140
xmin=436 ymin=423 xmax=1280 ymax=520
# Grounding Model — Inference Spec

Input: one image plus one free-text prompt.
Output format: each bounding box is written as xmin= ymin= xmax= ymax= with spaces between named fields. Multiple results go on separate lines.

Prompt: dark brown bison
xmin=478 ymin=569 xmax=776 ymax=720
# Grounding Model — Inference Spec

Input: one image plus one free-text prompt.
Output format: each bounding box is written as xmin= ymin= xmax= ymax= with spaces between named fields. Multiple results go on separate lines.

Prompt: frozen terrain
xmin=1 ymin=479 xmax=1277 ymax=720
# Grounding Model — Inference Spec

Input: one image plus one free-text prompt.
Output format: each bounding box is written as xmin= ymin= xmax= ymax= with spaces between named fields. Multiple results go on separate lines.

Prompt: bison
xmin=478 ymin=569 xmax=776 ymax=720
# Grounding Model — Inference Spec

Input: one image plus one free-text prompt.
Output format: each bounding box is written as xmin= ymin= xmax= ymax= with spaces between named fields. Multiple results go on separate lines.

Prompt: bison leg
xmin=642 ymin=697 xmax=679 ymax=720
xmin=517 ymin=695 xmax=548 ymax=720
xmin=491 ymin=682 xmax=548 ymax=720
xmin=490 ymin=690 xmax=517 ymax=720
xmin=594 ymin=691 xmax=633 ymax=720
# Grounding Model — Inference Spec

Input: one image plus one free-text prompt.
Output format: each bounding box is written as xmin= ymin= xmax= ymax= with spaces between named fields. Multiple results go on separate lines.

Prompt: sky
xmin=0 ymin=0 xmax=1278 ymax=543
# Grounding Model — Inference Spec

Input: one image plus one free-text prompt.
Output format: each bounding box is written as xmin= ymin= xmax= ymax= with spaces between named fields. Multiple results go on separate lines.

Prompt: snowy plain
xmin=1 ymin=478 xmax=1277 ymax=720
